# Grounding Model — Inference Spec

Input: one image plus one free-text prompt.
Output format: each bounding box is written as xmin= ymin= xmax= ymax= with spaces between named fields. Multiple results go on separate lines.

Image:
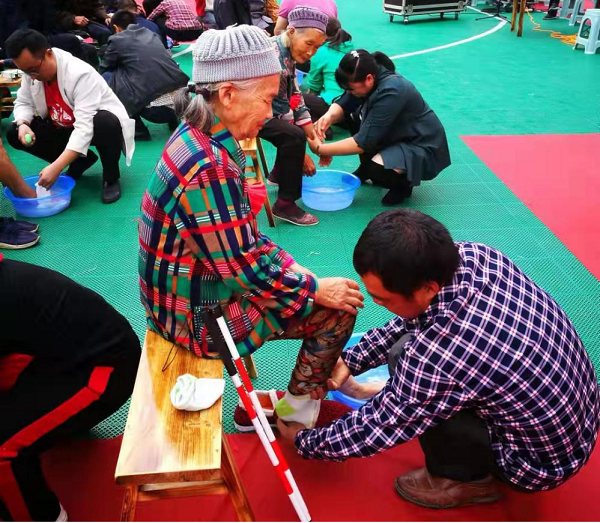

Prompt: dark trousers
xmin=259 ymin=118 xmax=307 ymax=202
xmin=83 ymin=21 xmax=112 ymax=45
xmin=135 ymin=106 xmax=179 ymax=134
xmin=6 ymin=111 xmax=124 ymax=184
xmin=388 ymin=336 xmax=504 ymax=484
xmin=304 ymin=92 xmax=329 ymax=123
xmin=0 ymin=260 xmax=141 ymax=522
xmin=154 ymin=16 xmax=202 ymax=41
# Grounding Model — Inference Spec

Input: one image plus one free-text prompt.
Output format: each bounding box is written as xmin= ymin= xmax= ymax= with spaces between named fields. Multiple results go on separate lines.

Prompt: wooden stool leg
xmin=252 ymin=151 xmax=276 ymax=228
xmin=517 ymin=0 xmax=526 ymax=36
xmin=243 ymin=355 xmax=258 ymax=379
xmin=511 ymin=0 xmax=519 ymax=30
xmin=221 ymin=434 xmax=255 ymax=522
xmin=120 ymin=485 xmax=139 ymax=522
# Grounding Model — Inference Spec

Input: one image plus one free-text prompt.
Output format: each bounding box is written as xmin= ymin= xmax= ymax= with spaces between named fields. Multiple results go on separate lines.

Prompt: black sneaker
xmin=135 ymin=129 xmax=152 ymax=141
xmin=102 ymin=180 xmax=122 ymax=204
xmin=0 ymin=217 xmax=39 ymax=233
xmin=0 ymin=225 xmax=40 ymax=249
xmin=543 ymin=8 xmax=559 ymax=19
xmin=382 ymin=186 xmax=413 ymax=206
xmin=67 ymin=151 xmax=98 ymax=180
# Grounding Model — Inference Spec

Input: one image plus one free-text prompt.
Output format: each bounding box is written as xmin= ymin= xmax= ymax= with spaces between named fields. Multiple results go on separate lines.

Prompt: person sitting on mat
xmin=139 ymin=25 xmax=369 ymax=435
xmin=0 ymin=257 xmax=141 ymax=522
xmin=308 ymin=49 xmax=451 ymax=206
xmin=5 ymin=29 xmax=135 ymax=204
xmin=277 ymin=209 xmax=600 ymax=509
xmin=100 ymin=9 xmax=189 ymax=141
xmin=258 ymin=6 xmax=328 ymax=226
xmin=0 ymin=135 xmax=40 ymax=250
xmin=147 ymin=0 xmax=203 ymax=43
xmin=53 ymin=0 xmax=114 ymax=45
xmin=117 ymin=0 xmax=166 ymax=46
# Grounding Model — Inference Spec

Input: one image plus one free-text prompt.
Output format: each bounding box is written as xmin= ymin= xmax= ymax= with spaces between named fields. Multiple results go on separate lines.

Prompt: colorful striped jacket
xmin=138 ymin=121 xmax=317 ymax=357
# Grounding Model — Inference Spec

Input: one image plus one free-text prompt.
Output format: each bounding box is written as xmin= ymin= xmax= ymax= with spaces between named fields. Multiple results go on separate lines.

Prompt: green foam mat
xmin=2 ymin=2 xmax=599 ymax=438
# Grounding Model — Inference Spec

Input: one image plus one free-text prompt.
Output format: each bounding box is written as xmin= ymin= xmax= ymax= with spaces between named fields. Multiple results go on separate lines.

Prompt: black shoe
xmin=0 ymin=217 xmax=39 ymax=233
xmin=67 ymin=151 xmax=98 ymax=180
xmin=135 ymin=129 xmax=152 ymax=141
xmin=0 ymin=221 xmax=40 ymax=249
xmin=382 ymin=186 xmax=413 ymax=206
xmin=102 ymin=180 xmax=121 ymax=204
xmin=543 ymin=8 xmax=559 ymax=19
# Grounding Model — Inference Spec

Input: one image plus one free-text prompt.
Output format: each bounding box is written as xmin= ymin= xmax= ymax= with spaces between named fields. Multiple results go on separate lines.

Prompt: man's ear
xmin=414 ymin=281 xmax=440 ymax=308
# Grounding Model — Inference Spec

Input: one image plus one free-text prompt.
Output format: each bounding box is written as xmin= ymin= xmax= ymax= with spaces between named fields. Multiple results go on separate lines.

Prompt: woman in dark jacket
xmin=309 ymin=49 xmax=450 ymax=205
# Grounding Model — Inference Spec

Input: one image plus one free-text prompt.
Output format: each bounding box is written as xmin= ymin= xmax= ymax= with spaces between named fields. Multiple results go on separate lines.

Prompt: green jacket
xmin=302 ymin=41 xmax=354 ymax=105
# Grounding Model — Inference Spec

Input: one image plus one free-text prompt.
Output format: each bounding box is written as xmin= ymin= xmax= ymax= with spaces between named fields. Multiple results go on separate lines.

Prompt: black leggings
xmin=6 ymin=111 xmax=124 ymax=184
xmin=0 ymin=259 xmax=140 ymax=522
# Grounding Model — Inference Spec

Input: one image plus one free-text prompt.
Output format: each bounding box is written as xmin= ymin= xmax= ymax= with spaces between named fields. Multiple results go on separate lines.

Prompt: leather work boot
xmin=394 ymin=467 xmax=502 ymax=509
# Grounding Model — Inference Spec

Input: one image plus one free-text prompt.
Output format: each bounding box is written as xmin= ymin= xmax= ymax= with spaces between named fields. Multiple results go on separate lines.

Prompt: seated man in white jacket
xmin=5 ymin=29 xmax=135 ymax=204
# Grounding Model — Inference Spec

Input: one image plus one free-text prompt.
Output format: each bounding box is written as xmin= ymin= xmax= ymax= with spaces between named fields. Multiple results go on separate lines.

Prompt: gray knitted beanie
xmin=192 ymin=26 xmax=281 ymax=84
xmin=288 ymin=6 xmax=329 ymax=32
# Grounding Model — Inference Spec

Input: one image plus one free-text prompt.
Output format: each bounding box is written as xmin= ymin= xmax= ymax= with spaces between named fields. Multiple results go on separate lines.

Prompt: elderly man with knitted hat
xmin=139 ymin=25 xmax=366 ymax=431
xmin=257 ymin=6 xmax=329 ymax=226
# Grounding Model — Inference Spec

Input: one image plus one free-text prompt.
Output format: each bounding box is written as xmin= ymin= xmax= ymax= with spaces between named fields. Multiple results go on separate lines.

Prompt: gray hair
xmin=281 ymin=27 xmax=309 ymax=48
xmin=174 ymin=78 xmax=264 ymax=132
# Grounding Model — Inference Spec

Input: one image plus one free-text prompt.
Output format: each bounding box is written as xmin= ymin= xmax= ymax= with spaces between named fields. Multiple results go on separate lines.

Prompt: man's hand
xmin=303 ymin=154 xmax=316 ymax=176
xmin=73 ymin=15 xmax=89 ymax=26
xmin=38 ymin=164 xmax=61 ymax=189
xmin=309 ymin=357 xmax=352 ymax=400
xmin=17 ymin=124 xmax=35 ymax=147
xmin=315 ymin=277 xmax=364 ymax=316
xmin=276 ymin=419 xmax=306 ymax=444
xmin=105 ymin=16 xmax=112 ymax=25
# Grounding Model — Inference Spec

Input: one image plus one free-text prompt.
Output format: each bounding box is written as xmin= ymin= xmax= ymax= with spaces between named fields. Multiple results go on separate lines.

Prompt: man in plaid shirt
xmin=147 ymin=0 xmax=203 ymax=42
xmin=278 ymin=209 xmax=600 ymax=508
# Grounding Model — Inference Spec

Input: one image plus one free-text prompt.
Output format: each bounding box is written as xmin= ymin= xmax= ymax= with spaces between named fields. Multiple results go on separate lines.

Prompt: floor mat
xmin=462 ymin=133 xmax=600 ymax=279
xmin=42 ymin=434 xmax=600 ymax=521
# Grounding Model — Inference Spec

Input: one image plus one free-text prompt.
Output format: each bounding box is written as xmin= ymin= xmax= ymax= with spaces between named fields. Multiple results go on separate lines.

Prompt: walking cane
xmin=201 ymin=306 xmax=312 ymax=522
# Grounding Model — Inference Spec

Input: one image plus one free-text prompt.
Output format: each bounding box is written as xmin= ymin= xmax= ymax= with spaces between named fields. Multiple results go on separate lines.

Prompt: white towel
xmin=170 ymin=374 xmax=225 ymax=411
xmin=35 ymin=183 xmax=50 ymax=198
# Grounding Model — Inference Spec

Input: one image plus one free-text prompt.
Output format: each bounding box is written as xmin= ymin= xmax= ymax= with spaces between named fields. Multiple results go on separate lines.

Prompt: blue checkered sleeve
xmin=342 ymin=317 xmax=407 ymax=375
xmin=296 ymin=349 xmax=469 ymax=461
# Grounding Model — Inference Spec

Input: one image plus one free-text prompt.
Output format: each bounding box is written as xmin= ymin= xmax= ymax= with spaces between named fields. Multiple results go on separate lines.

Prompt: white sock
xmin=170 ymin=374 xmax=224 ymax=411
xmin=275 ymin=391 xmax=320 ymax=429
xmin=56 ymin=504 xmax=68 ymax=522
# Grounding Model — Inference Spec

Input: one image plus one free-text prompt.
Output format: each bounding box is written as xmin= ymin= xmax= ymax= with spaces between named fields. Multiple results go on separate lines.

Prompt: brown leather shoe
xmin=394 ymin=467 xmax=502 ymax=509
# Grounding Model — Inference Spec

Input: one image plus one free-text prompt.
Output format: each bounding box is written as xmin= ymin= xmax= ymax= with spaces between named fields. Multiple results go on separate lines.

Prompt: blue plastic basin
xmin=3 ymin=175 xmax=75 ymax=218
xmin=301 ymin=170 xmax=361 ymax=212
xmin=328 ymin=333 xmax=390 ymax=410
xmin=296 ymin=69 xmax=307 ymax=86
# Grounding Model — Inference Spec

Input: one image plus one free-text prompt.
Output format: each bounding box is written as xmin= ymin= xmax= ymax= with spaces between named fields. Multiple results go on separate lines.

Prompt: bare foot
xmin=338 ymin=376 xmax=386 ymax=400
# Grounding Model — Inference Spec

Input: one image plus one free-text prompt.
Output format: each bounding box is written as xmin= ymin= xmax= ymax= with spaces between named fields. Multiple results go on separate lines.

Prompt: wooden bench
xmin=240 ymin=137 xmax=276 ymax=227
xmin=0 ymin=76 xmax=21 ymax=121
xmin=115 ymin=330 xmax=255 ymax=521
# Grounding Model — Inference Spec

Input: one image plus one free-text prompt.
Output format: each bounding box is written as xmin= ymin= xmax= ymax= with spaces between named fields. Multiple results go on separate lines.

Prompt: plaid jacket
xmin=296 ymin=242 xmax=600 ymax=491
xmin=148 ymin=0 xmax=202 ymax=31
xmin=138 ymin=121 xmax=317 ymax=357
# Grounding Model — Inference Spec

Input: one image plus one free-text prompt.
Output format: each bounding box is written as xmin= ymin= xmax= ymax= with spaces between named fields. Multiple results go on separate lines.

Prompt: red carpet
xmin=462 ymin=134 xmax=600 ymax=279
xmin=42 ymin=434 xmax=600 ymax=521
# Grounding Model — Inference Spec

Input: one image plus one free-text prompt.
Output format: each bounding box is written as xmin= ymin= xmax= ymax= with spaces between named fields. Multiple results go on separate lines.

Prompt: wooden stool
xmin=115 ymin=330 xmax=255 ymax=522
xmin=511 ymin=0 xmax=527 ymax=36
xmin=240 ymin=137 xmax=276 ymax=227
xmin=0 ymin=76 xmax=21 ymax=121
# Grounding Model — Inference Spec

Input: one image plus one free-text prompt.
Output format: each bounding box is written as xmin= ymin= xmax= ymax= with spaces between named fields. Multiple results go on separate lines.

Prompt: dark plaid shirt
xmin=296 ymin=242 xmax=600 ymax=491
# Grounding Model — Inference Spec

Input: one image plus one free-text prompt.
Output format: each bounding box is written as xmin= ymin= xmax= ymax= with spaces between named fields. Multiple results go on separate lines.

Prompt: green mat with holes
xmin=1 ymin=0 xmax=598 ymax=438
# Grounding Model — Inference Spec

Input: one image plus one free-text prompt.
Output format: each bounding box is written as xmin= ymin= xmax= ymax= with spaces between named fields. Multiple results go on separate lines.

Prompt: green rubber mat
xmin=2 ymin=2 xmax=599 ymax=438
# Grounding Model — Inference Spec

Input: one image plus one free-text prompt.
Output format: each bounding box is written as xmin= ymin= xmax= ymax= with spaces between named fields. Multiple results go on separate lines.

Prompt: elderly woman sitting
xmin=258 ymin=6 xmax=328 ymax=226
xmin=138 ymin=26 xmax=364 ymax=429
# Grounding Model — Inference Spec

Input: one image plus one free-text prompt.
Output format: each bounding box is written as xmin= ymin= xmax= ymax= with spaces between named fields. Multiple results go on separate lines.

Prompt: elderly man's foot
xmin=273 ymin=200 xmax=319 ymax=226
xmin=102 ymin=180 xmax=121 ymax=204
xmin=394 ymin=468 xmax=502 ymax=509
xmin=338 ymin=376 xmax=387 ymax=399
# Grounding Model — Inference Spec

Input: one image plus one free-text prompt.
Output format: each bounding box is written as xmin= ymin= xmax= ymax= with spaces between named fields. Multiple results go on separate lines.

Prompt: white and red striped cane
xmin=201 ymin=306 xmax=311 ymax=522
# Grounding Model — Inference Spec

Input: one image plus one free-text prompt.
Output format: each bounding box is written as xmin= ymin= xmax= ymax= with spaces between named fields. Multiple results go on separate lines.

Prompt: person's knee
xmin=285 ymin=126 xmax=307 ymax=148
xmin=93 ymin=110 xmax=122 ymax=135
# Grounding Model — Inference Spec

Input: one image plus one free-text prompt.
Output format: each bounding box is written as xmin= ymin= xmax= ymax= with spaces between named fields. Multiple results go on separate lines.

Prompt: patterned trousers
xmin=267 ymin=306 xmax=356 ymax=395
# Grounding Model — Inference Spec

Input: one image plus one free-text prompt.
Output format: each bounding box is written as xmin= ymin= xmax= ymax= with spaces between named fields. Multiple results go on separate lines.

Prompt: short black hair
xmin=5 ymin=29 xmax=49 ymax=60
xmin=118 ymin=0 xmax=139 ymax=9
xmin=353 ymin=209 xmax=460 ymax=297
xmin=111 ymin=9 xmax=137 ymax=30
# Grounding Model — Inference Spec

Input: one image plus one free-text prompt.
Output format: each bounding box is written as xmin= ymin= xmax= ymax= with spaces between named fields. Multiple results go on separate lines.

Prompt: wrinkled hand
xmin=315 ymin=114 xmax=332 ymax=141
xmin=276 ymin=419 xmax=306 ymax=444
xmin=303 ymin=154 xmax=316 ymax=176
xmin=38 ymin=164 xmax=61 ymax=189
xmin=318 ymin=155 xmax=332 ymax=167
xmin=289 ymin=261 xmax=317 ymax=279
xmin=18 ymin=124 xmax=35 ymax=147
xmin=73 ymin=15 xmax=89 ymax=26
xmin=306 ymin=135 xmax=321 ymax=155
xmin=315 ymin=277 xmax=364 ymax=316
xmin=309 ymin=357 xmax=352 ymax=400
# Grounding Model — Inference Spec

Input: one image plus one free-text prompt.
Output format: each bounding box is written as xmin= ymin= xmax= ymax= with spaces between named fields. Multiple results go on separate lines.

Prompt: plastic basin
xmin=328 ymin=333 xmax=391 ymax=410
xmin=3 ymin=175 xmax=75 ymax=218
xmin=301 ymin=170 xmax=361 ymax=212
xmin=296 ymin=69 xmax=307 ymax=86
